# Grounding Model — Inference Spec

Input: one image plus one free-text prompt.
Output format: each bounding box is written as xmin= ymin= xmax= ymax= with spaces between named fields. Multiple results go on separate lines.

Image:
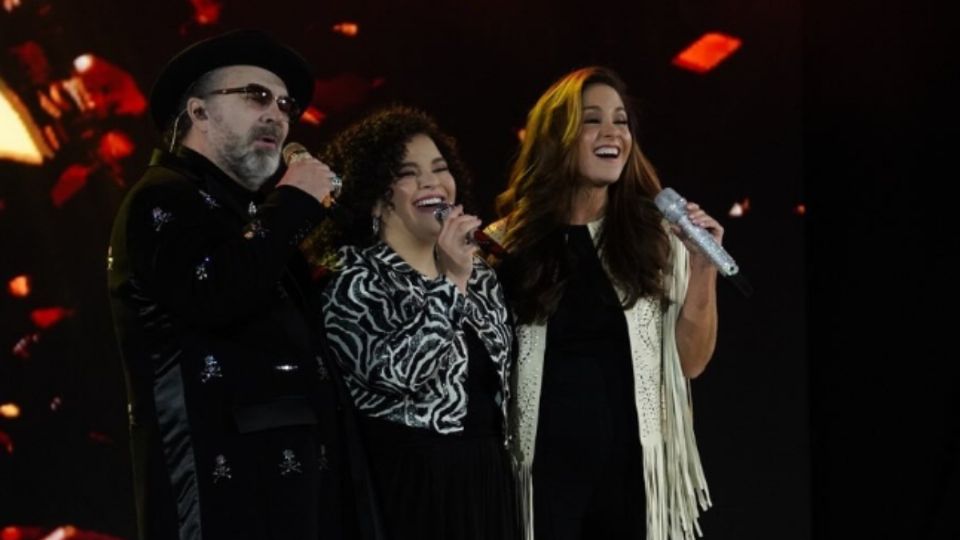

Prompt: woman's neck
xmin=569 ymin=184 xmax=608 ymax=225
xmin=383 ymin=231 xmax=439 ymax=279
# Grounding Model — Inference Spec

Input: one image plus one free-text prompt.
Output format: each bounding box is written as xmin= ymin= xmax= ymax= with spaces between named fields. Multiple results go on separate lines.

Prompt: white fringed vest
xmin=493 ymin=218 xmax=712 ymax=540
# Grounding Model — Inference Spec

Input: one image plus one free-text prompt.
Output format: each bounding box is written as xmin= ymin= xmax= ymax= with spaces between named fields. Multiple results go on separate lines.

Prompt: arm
xmin=323 ymin=260 xmax=465 ymax=395
xmin=673 ymin=202 xmax=723 ymax=378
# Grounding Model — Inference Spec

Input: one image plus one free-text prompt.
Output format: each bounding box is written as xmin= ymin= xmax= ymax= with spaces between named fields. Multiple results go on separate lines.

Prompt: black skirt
xmin=360 ymin=329 xmax=518 ymax=540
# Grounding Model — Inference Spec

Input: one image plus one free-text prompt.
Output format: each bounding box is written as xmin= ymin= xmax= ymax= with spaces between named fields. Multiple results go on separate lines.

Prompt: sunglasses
xmin=204 ymin=83 xmax=301 ymax=119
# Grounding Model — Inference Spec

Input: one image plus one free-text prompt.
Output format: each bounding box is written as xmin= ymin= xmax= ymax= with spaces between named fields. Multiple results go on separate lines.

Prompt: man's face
xmin=198 ymin=65 xmax=292 ymax=191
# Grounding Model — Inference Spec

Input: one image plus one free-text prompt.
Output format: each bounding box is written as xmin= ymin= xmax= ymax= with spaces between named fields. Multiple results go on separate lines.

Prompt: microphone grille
xmin=282 ymin=142 xmax=308 ymax=165
xmin=654 ymin=188 xmax=687 ymax=223
xmin=433 ymin=203 xmax=453 ymax=224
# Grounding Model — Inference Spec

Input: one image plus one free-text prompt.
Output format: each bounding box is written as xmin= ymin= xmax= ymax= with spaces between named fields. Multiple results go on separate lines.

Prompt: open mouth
xmin=256 ymin=136 xmax=278 ymax=147
xmin=413 ymin=195 xmax=447 ymax=213
xmin=594 ymin=145 xmax=621 ymax=159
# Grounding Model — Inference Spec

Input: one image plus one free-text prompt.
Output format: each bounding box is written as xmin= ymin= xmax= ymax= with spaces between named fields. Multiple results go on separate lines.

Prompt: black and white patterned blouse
xmin=322 ymin=242 xmax=512 ymax=435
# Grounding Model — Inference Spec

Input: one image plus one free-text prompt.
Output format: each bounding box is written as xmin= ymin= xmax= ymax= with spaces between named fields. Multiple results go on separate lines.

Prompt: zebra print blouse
xmin=322 ymin=242 xmax=512 ymax=435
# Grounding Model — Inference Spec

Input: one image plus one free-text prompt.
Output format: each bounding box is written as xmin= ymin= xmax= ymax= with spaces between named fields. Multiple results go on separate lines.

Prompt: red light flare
xmin=1 ymin=525 xmax=22 ymax=540
xmin=97 ymin=130 xmax=135 ymax=162
xmin=794 ymin=203 xmax=806 ymax=216
xmin=69 ymin=54 xmax=147 ymax=117
xmin=673 ymin=32 xmax=742 ymax=74
xmin=8 ymin=275 xmax=30 ymax=297
xmin=190 ymin=0 xmax=223 ymax=25
xmin=332 ymin=22 xmax=359 ymax=37
xmin=51 ymin=163 xmax=93 ymax=207
xmin=31 ymin=306 xmax=74 ymax=329
xmin=0 ymin=431 xmax=12 ymax=455
xmin=300 ymin=106 xmax=327 ymax=126
xmin=9 ymin=41 xmax=50 ymax=85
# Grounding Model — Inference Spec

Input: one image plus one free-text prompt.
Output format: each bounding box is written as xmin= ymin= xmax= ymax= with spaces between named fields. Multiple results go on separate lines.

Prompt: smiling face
xmin=576 ymin=83 xmax=632 ymax=187
xmin=377 ymin=133 xmax=457 ymax=248
xmin=192 ymin=65 xmax=291 ymax=190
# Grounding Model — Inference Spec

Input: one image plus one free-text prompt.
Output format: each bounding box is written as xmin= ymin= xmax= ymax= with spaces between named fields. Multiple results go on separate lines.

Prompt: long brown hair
xmin=495 ymin=67 xmax=671 ymax=324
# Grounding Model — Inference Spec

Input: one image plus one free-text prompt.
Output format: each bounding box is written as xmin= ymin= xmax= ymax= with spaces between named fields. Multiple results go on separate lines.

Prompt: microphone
xmin=282 ymin=142 xmax=310 ymax=166
xmin=654 ymin=187 xmax=753 ymax=297
xmin=433 ymin=203 xmax=509 ymax=258
xmin=281 ymin=142 xmax=342 ymax=206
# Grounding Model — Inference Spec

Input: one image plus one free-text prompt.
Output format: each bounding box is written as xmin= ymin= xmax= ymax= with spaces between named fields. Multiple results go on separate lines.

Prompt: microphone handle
xmin=677 ymin=215 xmax=739 ymax=276
xmin=470 ymin=229 xmax=508 ymax=258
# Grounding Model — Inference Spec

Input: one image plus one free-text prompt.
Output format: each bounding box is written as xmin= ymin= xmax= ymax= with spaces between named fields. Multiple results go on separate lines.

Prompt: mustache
xmin=248 ymin=125 xmax=284 ymax=145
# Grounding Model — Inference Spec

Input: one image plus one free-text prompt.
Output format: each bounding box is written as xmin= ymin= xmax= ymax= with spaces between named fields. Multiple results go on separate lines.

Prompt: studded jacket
xmin=108 ymin=147 xmax=343 ymax=539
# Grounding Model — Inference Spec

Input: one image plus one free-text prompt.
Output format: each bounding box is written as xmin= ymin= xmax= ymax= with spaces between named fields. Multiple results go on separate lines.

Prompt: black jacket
xmin=109 ymin=147 xmax=364 ymax=539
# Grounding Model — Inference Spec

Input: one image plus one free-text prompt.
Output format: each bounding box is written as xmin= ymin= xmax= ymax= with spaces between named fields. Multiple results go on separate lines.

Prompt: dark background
xmin=0 ymin=0 xmax=953 ymax=538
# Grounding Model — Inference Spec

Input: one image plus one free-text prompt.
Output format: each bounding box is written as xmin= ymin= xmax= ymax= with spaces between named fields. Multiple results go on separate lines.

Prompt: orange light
xmin=0 ymin=403 xmax=20 ymax=419
xmin=516 ymin=128 xmax=526 ymax=142
xmin=0 ymin=77 xmax=53 ymax=164
xmin=8 ymin=275 xmax=30 ymax=297
xmin=794 ymin=203 xmax=806 ymax=216
xmin=673 ymin=32 xmax=741 ymax=74
xmin=98 ymin=130 xmax=135 ymax=161
xmin=3 ymin=0 xmax=23 ymax=14
xmin=300 ymin=106 xmax=327 ymax=126
xmin=332 ymin=22 xmax=359 ymax=37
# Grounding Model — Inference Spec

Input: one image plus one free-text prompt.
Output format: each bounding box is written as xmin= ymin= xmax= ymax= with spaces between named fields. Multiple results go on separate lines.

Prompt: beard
xmin=214 ymin=124 xmax=284 ymax=191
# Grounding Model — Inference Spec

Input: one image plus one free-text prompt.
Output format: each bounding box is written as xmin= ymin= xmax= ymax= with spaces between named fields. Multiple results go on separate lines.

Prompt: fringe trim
xmin=513 ymin=457 xmax=534 ymax=540
xmin=658 ymin=233 xmax=712 ymax=540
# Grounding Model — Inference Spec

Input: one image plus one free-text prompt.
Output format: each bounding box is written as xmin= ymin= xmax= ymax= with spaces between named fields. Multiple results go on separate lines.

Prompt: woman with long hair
xmin=488 ymin=67 xmax=718 ymax=540
xmin=317 ymin=105 xmax=518 ymax=540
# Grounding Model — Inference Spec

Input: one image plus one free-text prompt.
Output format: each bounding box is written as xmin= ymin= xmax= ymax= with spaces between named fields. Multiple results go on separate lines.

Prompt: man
xmin=108 ymin=29 xmax=349 ymax=539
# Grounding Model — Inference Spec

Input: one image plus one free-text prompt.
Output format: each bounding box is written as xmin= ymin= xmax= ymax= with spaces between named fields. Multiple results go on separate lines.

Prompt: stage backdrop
xmin=0 ymin=1 xmax=805 ymax=538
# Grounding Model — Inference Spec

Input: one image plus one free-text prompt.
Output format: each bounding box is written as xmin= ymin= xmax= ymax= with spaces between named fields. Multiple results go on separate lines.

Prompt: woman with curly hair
xmin=487 ymin=67 xmax=719 ymax=540
xmin=317 ymin=106 xmax=518 ymax=540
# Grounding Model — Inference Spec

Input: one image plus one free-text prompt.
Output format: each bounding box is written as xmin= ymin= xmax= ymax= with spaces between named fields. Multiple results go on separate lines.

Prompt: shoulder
xmin=123 ymin=166 xmax=204 ymax=212
xmin=325 ymin=245 xmax=387 ymax=291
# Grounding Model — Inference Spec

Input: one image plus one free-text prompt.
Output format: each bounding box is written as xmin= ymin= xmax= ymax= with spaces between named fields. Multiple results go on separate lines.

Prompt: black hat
xmin=149 ymin=29 xmax=314 ymax=130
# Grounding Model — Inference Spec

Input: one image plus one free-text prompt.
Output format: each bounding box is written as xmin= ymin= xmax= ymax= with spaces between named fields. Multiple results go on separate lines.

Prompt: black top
xmin=537 ymin=224 xmax=639 ymax=452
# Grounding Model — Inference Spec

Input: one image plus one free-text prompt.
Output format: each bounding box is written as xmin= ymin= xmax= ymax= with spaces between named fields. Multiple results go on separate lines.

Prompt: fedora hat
xmin=149 ymin=29 xmax=313 ymax=130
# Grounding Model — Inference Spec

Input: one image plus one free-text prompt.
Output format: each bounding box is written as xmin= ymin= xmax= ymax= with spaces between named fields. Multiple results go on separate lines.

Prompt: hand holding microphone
xmin=433 ymin=203 xmax=509 ymax=258
xmin=280 ymin=142 xmax=342 ymax=208
xmin=432 ymin=204 xmax=481 ymax=293
xmin=655 ymin=187 xmax=753 ymax=297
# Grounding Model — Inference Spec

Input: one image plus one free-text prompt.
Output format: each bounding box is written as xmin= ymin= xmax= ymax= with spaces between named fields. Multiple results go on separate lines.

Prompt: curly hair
xmin=319 ymin=105 xmax=472 ymax=249
xmin=494 ymin=67 xmax=671 ymax=324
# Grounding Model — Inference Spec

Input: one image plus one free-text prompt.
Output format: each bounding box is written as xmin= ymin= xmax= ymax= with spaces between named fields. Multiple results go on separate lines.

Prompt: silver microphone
xmin=654 ymin=187 xmax=739 ymax=276
xmin=433 ymin=203 xmax=508 ymax=258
